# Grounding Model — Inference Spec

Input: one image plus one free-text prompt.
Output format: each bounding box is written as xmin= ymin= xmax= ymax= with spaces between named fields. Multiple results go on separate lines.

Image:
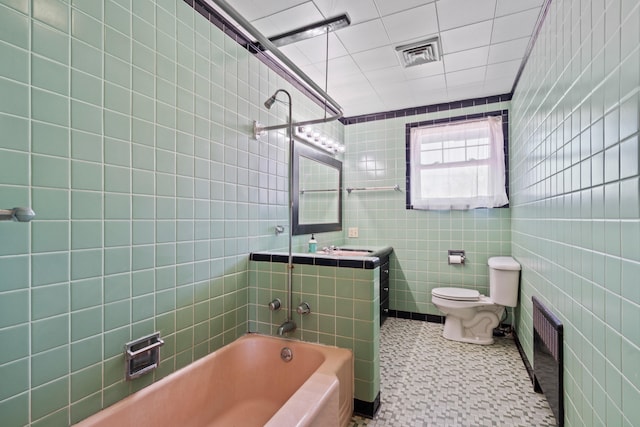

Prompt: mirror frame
xmin=292 ymin=141 xmax=342 ymax=235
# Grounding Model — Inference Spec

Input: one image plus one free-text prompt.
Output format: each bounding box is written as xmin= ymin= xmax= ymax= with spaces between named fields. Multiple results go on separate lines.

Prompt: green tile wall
xmin=0 ymin=1 xmax=342 ymax=425
xmin=249 ymin=259 xmax=380 ymax=402
xmin=343 ymin=104 xmax=512 ymax=316
xmin=510 ymin=1 xmax=640 ymax=426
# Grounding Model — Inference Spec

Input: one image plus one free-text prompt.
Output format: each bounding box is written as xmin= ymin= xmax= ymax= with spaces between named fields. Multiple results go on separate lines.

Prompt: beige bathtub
xmin=75 ymin=334 xmax=354 ymax=427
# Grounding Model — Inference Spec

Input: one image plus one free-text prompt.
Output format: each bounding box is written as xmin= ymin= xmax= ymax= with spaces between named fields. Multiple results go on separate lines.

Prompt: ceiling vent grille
xmin=396 ymin=37 xmax=441 ymax=68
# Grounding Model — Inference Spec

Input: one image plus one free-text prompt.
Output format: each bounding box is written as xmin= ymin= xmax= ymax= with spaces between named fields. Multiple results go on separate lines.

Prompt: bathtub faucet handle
xmin=268 ymin=298 xmax=281 ymax=311
xmin=296 ymin=302 xmax=311 ymax=315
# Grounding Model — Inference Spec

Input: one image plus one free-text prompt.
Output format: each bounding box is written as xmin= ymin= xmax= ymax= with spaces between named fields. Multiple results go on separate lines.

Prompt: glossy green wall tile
xmin=0 ymin=4 xmax=29 ymax=49
xmin=249 ymin=259 xmax=378 ymax=402
xmin=344 ymin=105 xmax=511 ymax=316
xmin=0 ymin=0 xmax=321 ymax=422
xmin=510 ymin=1 xmax=640 ymax=425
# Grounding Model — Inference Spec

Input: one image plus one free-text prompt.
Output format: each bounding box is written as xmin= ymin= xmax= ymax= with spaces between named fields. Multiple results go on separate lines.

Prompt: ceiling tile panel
xmin=375 ymin=80 xmax=421 ymax=100
xmin=412 ymin=74 xmax=448 ymax=91
xmin=443 ymin=46 xmax=490 ymax=73
xmin=326 ymin=55 xmax=362 ymax=77
xmin=402 ymin=61 xmax=445 ymax=80
xmin=293 ymin=34 xmax=348 ymax=63
xmin=252 ymin=3 xmax=324 ymax=37
xmin=382 ymin=4 xmax=439 ymax=43
xmin=440 ymin=20 xmax=493 ymax=54
xmin=279 ymin=45 xmax=314 ymax=67
xmin=436 ymin=0 xmax=497 ymax=31
xmin=485 ymin=59 xmax=521 ymax=79
xmin=336 ymin=19 xmax=391 ymax=53
xmin=487 ymin=37 xmax=530 ymax=64
xmin=496 ymin=0 xmax=544 ymax=17
xmin=483 ymin=78 xmax=514 ymax=94
xmin=225 ymin=0 xmax=308 ymax=22
xmin=299 ymin=63 xmax=326 ymax=83
xmin=374 ymin=0 xmax=436 ymax=17
xmin=491 ymin=8 xmax=541 ymax=43
xmin=313 ymin=0 xmax=380 ymax=24
xmin=364 ymin=66 xmax=407 ymax=86
xmin=446 ymin=67 xmax=486 ymax=87
xmin=352 ymin=46 xmax=401 ymax=71
xmin=328 ymin=72 xmax=372 ymax=89
xmin=447 ymin=85 xmax=492 ymax=102
xmin=218 ymin=0 xmax=546 ymax=116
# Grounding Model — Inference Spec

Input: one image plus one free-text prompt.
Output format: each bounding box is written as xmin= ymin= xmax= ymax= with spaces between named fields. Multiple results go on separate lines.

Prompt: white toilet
xmin=431 ymin=256 xmax=521 ymax=345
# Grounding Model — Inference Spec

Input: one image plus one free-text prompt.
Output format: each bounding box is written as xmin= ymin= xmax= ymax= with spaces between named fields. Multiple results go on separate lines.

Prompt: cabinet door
xmin=380 ymin=257 xmax=390 ymax=325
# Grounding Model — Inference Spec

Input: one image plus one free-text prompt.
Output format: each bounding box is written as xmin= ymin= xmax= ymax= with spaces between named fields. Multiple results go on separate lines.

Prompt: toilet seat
xmin=432 ymin=287 xmax=480 ymax=301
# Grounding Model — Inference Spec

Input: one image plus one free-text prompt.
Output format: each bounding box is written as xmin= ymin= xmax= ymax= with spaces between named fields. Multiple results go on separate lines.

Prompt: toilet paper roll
xmin=448 ymin=255 xmax=463 ymax=264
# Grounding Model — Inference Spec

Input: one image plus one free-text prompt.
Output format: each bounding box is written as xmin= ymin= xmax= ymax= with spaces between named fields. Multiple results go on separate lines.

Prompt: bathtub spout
xmin=277 ymin=320 xmax=296 ymax=336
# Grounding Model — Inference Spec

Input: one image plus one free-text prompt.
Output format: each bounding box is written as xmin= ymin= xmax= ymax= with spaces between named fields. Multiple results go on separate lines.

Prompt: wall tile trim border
xmin=250 ymin=252 xmax=381 ymax=269
xmin=343 ymin=94 xmax=513 ymax=125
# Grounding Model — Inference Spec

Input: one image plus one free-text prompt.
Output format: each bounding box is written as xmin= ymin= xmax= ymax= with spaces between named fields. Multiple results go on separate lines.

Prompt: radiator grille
xmin=532 ymin=296 xmax=563 ymax=426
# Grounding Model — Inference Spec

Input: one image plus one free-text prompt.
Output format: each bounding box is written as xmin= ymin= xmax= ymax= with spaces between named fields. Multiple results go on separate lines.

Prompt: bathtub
xmin=75 ymin=334 xmax=354 ymax=427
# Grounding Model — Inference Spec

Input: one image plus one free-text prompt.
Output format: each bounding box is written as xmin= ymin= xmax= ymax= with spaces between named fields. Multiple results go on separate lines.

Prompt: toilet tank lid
xmin=488 ymin=256 xmax=521 ymax=270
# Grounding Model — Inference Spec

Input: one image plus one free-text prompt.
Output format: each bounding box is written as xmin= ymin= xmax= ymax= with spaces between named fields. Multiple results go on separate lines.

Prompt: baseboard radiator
xmin=532 ymin=296 xmax=564 ymax=426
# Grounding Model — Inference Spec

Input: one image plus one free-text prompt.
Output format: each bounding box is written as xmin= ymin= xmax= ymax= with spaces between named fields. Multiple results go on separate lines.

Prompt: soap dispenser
xmin=308 ymin=234 xmax=317 ymax=253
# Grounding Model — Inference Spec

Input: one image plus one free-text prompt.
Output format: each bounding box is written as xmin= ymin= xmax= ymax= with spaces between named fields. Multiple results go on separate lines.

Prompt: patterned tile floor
xmin=350 ymin=318 xmax=556 ymax=426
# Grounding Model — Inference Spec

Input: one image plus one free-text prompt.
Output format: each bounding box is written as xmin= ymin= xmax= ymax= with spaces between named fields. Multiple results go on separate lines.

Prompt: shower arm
xmin=204 ymin=0 xmax=344 ymax=135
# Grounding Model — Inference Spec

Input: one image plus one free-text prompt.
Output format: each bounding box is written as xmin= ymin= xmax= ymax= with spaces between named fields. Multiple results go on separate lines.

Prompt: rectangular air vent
xmin=396 ymin=37 xmax=441 ymax=68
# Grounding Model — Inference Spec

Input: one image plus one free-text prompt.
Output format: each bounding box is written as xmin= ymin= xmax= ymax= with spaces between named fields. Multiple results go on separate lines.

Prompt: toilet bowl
xmin=431 ymin=256 xmax=521 ymax=345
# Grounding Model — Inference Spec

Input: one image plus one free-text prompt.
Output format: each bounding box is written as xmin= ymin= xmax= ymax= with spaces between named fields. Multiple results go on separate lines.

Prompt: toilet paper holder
xmin=448 ymin=250 xmax=465 ymax=264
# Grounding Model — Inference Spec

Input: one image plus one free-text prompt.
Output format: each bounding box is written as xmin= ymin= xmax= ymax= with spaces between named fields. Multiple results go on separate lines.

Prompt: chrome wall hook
xmin=0 ymin=207 xmax=36 ymax=222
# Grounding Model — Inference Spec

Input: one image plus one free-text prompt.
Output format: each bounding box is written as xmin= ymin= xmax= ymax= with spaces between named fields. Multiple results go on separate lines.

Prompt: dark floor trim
xmin=354 ymin=392 xmax=381 ymax=419
xmin=513 ymin=329 xmax=535 ymax=385
xmin=388 ymin=310 xmax=444 ymax=323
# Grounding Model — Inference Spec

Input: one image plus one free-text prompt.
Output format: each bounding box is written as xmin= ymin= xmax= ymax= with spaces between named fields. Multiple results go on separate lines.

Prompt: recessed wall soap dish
xmin=124 ymin=332 xmax=164 ymax=380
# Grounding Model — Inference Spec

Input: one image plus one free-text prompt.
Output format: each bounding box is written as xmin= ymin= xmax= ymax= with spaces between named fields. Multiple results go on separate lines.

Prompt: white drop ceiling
xmin=219 ymin=0 xmax=546 ymax=117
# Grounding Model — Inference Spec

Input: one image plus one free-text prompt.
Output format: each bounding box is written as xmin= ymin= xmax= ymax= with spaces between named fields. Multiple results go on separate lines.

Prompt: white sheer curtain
xmin=409 ymin=116 xmax=508 ymax=210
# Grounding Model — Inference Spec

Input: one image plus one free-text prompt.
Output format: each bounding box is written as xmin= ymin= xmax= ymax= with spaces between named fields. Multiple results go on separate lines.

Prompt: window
xmin=407 ymin=115 xmax=509 ymax=210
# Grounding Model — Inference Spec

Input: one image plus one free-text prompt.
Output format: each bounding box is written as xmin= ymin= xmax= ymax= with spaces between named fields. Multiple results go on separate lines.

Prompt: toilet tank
xmin=488 ymin=256 xmax=521 ymax=307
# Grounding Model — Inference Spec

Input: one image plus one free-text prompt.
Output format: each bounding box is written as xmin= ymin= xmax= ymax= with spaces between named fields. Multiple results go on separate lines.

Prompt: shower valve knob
xmin=296 ymin=302 xmax=311 ymax=315
xmin=268 ymin=298 xmax=282 ymax=311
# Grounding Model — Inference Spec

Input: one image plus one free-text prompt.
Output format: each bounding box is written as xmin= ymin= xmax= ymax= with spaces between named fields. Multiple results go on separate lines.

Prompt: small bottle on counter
xmin=308 ymin=234 xmax=317 ymax=253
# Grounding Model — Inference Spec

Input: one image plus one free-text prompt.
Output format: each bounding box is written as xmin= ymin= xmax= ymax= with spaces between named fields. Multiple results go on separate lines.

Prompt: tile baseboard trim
xmin=388 ymin=310 xmax=444 ymax=323
xmin=353 ymin=392 xmax=381 ymax=419
xmin=512 ymin=329 xmax=535 ymax=385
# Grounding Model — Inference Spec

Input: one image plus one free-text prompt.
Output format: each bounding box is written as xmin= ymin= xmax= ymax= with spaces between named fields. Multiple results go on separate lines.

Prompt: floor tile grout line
xmin=351 ymin=317 xmax=556 ymax=426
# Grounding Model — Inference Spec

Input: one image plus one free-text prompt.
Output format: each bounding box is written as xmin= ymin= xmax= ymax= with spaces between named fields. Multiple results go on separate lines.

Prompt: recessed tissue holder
xmin=124 ymin=332 xmax=164 ymax=380
xmin=448 ymin=250 xmax=466 ymax=264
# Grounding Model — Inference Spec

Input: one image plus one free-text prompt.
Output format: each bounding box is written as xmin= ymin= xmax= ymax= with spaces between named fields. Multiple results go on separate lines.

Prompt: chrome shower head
xmin=264 ymin=95 xmax=277 ymax=109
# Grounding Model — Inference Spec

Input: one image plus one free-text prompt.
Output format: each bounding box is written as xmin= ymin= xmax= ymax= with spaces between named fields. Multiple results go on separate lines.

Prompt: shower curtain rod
xmin=204 ymin=0 xmax=344 ymax=134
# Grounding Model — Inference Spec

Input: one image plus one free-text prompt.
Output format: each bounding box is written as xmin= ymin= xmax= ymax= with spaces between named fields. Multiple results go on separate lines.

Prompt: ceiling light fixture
xmin=257 ymin=14 xmax=351 ymax=49
xmin=396 ymin=37 xmax=441 ymax=68
xmin=294 ymin=126 xmax=345 ymax=155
